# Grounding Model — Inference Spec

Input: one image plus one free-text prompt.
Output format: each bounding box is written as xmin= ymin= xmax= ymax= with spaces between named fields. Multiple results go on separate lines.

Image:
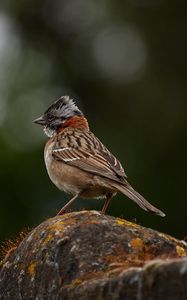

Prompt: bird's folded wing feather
xmin=52 ymin=130 xmax=127 ymax=183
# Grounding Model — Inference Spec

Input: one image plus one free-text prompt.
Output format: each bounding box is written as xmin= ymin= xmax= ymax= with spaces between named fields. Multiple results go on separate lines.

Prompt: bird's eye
xmin=47 ymin=115 xmax=54 ymax=122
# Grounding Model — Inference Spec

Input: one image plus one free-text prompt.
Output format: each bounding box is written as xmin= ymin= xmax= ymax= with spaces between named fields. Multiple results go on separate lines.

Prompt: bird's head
xmin=33 ymin=96 xmax=84 ymax=137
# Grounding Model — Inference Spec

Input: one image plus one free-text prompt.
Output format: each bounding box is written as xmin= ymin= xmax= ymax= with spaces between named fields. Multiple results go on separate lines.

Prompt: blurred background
xmin=0 ymin=0 xmax=186 ymax=243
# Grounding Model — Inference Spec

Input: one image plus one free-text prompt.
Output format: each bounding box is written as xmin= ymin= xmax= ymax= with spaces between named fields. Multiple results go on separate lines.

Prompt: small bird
xmin=34 ymin=96 xmax=165 ymax=217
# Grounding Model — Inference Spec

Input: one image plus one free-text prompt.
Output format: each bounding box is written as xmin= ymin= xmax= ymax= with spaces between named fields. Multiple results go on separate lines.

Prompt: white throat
xmin=44 ymin=126 xmax=56 ymax=138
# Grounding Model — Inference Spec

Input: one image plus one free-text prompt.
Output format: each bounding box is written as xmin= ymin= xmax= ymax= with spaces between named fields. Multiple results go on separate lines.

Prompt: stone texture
xmin=0 ymin=210 xmax=186 ymax=299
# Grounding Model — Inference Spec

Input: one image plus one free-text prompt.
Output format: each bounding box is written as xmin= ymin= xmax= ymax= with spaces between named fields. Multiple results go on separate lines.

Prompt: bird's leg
xmin=101 ymin=193 xmax=114 ymax=214
xmin=57 ymin=194 xmax=79 ymax=215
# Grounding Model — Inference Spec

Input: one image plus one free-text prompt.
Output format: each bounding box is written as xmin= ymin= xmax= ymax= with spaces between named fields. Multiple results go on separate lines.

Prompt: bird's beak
xmin=33 ymin=115 xmax=46 ymax=125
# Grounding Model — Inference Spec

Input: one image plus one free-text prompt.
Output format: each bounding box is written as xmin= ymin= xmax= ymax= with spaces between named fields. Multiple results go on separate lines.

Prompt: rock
xmin=0 ymin=210 xmax=186 ymax=299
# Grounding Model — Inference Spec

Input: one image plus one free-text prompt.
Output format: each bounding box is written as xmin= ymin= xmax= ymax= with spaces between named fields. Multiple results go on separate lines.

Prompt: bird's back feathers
xmin=52 ymin=127 xmax=126 ymax=184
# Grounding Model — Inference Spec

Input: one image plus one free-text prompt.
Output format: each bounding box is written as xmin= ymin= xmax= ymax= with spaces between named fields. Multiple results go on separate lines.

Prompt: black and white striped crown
xmin=45 ymin=96 xmax=83 ymax=119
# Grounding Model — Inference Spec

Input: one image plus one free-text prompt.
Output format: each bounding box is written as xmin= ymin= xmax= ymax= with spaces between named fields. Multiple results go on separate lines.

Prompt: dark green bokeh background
xmin=0 ymin=0 xmax=186 ymax=242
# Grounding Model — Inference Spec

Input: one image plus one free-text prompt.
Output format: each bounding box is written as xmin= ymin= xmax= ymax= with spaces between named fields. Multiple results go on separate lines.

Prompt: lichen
xmin=115 ymin=218 xmax=143 ymax=232
xmin=131 ymin=238 xmax=144 ymax=250
xmin=70 ymin=279 xmax=83 ymax=286
xmin=176 ymin=245 xmax=186 ymax=257
xmin=116 ymin=218 xmax=126 ymax=226
xmin=47 ymin=221 xmax=65 ymax=232
xmin=43 ymin=233 xmax=53 ymax=245
xmin=28 ymin=261 xmax=37 ymax=277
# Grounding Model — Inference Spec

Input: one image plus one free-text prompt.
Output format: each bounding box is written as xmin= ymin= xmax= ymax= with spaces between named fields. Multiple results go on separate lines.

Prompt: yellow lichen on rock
xmin=176 ymin=245 xmax=186 ymax=257
xmin=43 ymin=233 xmax=53 ymax=245
xmin=116 ymin=218 xmax=126 ymax=226
xmin=28 ymin=261 xmax=37 ymax=277
xmin=131 ymin=238 xmax=144 ymax=250
xmin=115 ymin=218 xmax=138 ymax=229
xmin=48 ymin=221 xmax=65 ymax=232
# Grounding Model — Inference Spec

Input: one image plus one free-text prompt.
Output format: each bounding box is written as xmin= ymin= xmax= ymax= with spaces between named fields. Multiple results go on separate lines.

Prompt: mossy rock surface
xmin=0 ymin=210 xmax=187 ymax=299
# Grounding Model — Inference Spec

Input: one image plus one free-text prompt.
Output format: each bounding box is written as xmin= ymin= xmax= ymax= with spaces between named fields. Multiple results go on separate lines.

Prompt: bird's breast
xmin=44 ymin=141 xmax=115 ymax=198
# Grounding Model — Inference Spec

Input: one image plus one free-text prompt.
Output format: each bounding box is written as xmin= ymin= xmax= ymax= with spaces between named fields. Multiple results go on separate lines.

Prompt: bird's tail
xmin=110 ymin=182 xmax=165 ymax=217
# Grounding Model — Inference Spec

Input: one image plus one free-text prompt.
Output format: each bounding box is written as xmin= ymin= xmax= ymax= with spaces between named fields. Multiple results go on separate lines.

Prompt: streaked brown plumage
xmin=34 ymin=96 xmax=165 ymax=217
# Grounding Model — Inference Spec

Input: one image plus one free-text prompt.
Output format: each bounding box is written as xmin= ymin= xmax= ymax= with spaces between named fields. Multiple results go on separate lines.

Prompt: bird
xmin=34 ymin=96 xmax=165 ymax=217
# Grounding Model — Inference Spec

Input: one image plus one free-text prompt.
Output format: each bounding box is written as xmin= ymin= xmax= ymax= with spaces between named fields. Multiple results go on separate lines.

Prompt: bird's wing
xmin=52 ymin=129 xmax=127 ymax=183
